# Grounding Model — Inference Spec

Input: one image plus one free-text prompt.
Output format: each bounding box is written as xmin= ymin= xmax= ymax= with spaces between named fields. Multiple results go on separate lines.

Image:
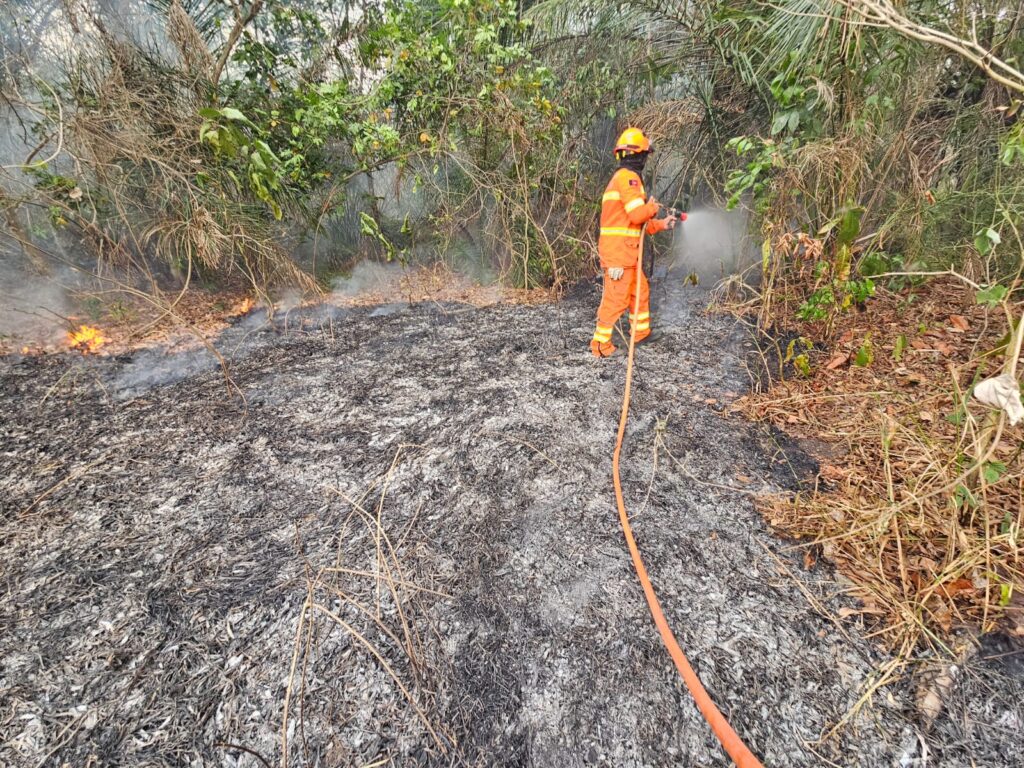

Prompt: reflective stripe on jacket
xmin=597 ymin=168 xmax=667 ymax=268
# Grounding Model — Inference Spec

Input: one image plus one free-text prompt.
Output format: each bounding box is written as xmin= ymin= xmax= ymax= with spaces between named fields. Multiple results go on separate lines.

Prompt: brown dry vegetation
xmin=736 ymin=276 xmax=1023 ymax=663
xmin=2 ymin=265 xmax=555 ymax=358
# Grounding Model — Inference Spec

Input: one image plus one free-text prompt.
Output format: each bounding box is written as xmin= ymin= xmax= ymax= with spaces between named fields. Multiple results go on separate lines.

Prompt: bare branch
xmin=835 ymin=0 xmax=1024 ymax=94
xmin=211 ymin=0 xmax=264 ymax=87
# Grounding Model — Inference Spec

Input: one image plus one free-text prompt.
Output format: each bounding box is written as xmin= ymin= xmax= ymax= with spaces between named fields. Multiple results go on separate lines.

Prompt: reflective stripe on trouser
xmin=590 ymin=267 xmax=651 ymax=356
xmin=592 ymin=325 xmax=613 ymax=345
xmin=630 ymin=310 xmax=650 ymax=333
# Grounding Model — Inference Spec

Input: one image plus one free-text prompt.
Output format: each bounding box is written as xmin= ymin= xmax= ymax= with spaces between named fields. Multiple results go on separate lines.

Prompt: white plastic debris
xmin=973 ymin=374 xmax=1024 ymax=426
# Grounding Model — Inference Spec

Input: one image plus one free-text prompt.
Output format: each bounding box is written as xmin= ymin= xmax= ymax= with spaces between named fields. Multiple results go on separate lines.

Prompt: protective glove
xmin=663 ymin=217 xmax=677 ymax=230
xmin=608 ymin=267 xmax=624 ymax=280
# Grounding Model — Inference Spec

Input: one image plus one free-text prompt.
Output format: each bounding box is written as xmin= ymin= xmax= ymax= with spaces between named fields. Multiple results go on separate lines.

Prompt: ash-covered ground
xmin=2 ymin=278 xmax=1021 ymax=767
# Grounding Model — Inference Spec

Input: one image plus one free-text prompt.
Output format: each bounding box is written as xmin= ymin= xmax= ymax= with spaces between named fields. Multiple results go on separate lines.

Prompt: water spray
xmin=644 ymin=202 xmax=691 ymax=319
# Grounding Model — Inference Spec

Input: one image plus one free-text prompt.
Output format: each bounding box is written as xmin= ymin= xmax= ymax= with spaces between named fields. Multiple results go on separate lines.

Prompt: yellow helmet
xmin=614 ymin=127 xmax=652 ymax=157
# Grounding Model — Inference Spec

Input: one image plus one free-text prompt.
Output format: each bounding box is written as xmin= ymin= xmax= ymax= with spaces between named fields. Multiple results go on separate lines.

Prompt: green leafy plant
xmin=767 ymin=55 xmax=823 ymax=137
xmin=955 ymin=483 xmax=979 ymax=510
xmin=199 ymin=106 xmax=287 ymax=219
xmin=976 ymin=284 xmax=1009 ymax=308
xmin=983 ymin=461 xmax=1008 ymax=485
xmin=1000 ymin=117 xmax=1024 ymax=165
xmin=359 ymin=212 xmax=405 ymax=264
xmin=784 ymin=336 xmax=814 ymax=377
xmin=853 ymin=334 xmax=873 ymax=367
xmin=796 ymin=286 xmax=836 ymax=321
xmin=844 ymin=278 xmax=875 ymax=306
xmin=974 ymin=227 xmax=1001 ymax=256
xmin=892 ymin=334 xmax=907 ymax=361
xmin=724 ymin=136 xmax=783 ymax=210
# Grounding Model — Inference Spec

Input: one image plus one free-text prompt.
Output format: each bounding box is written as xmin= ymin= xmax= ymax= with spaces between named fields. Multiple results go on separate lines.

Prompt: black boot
xmin=635 ymin=329 xmax=663 ymax=345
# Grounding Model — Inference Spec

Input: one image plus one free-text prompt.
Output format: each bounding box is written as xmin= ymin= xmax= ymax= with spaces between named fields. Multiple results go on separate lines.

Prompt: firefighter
xmin=590 ymin=127 xmax=677 ymax=358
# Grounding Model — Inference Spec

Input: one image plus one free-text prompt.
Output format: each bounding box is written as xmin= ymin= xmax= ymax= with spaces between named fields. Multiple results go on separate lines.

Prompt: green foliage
xmin=976 ymin=284 xmax=1009 ymax=307
xmin=946 ymin=383 xmax=968 ymax=424
xmin=834 ymin=206 xmax=863 ymax=251
xmin=1000 ymin=582 xmax=1013 ymax=607
xmin=845 ymin=278 xmax=875 ymax=306
xmin=711 ymin=0 xmax=1024 ymax=315
xmin=796 ymin=286 xmax=835 ymax=321
xmin=784 ymin=336 xmax=814 ymax=377
xmin=858 ymin=251 xmax=924 ymax=293
xmin=724 ymin=136 xmax=783 ymax=210
xmin=795 ymin=275 xmax=872 ymax=323
xmin=362 ymin=0 xmax=560 ymax=152
xmin=10 ymin=0 xmax=1024 ymax=299
xmin=946 ymin=407 xmax=966 ymax=426
xmin=252 ymin=0 xmax=576 ymax=285
xmin=973 ymin=227 xmax=1001 ymax=256
xmin=767 ymin=57 xmax=822 ymax=137
xmin=892 ymin=334 xmax=907 ymax=362
xmin=983 ymin=461 xmax=1008 ymax=485
xmin=199 ymin=107 xmax=287 ymax=219
xmin=223 ymin=0 xmax=341 ymax=94
xmin=1000 ymin=119 xmax=1024 ymax=166
xmin=359 ymin=211 xmax=405 ymax=264
xmin=853 ymin=334 xmax=873 ymax=367
xmin=955 ymin=483 xmax=979 ymax=510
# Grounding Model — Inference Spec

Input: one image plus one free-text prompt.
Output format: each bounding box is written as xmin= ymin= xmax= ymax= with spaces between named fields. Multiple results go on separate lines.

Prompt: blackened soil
xmin=1 ymin=280 xmax=1020 ymax=767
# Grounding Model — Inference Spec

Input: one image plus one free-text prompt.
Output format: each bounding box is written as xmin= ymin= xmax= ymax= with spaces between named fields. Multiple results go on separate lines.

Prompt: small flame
xmin=233 ymin=297 xmax=255 ymax=315
xmin=68 ymin=324 xmax=108 ymax=354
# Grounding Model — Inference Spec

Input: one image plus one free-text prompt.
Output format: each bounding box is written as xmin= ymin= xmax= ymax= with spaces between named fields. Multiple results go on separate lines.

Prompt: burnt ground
xmin=1 ymin=278 xmax=1022 ymax=767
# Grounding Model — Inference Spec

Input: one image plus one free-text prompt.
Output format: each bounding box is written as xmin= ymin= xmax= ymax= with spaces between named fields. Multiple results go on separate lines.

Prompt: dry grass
xmin=331 ymin=262 xmax=557 ymax=309
xmin=280 ymin=445 xmax=455 ymax=766
xmin=735 ymin=276 xmax=1024 ymax=656
xmin=1 ymin=262 xmax=556 ymax=360
xmin=1 ymin=6 xmax=317 ymax=302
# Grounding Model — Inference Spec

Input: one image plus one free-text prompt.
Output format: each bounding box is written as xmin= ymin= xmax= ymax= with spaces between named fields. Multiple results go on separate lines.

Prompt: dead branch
xmin=837 ymin=0 xmax=1024 ymax=94
xmin=212 ymin=0 xmax=264 ymax=87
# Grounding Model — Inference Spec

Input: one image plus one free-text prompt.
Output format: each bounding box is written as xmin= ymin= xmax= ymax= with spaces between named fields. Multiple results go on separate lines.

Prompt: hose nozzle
xmin=660 ymin=204 xmax=687 ymax=222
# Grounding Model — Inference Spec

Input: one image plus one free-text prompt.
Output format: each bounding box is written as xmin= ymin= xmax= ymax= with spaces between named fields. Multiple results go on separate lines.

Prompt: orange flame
xmin=68 ymin=324 xmax=108 ymax=354
xmin=231 ymin=297 xmax=255 ymax=316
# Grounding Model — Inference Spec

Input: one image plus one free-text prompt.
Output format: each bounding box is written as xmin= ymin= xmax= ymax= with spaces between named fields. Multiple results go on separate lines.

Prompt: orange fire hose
xmin=612 ymin=231 xmax=764 ymax=768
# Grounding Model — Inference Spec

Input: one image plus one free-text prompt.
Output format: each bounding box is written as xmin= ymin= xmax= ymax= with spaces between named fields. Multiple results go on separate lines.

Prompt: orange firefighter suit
xmin=590 ymin=167 xmax=670 ymax=357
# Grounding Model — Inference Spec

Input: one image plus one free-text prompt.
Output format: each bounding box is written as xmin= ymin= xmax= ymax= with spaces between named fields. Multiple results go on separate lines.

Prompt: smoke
xmin=108 ymin=299 xmax=361 ymax=399
xmin=112 ymin=346 xmax=219 ymax=399
xmin=664 ymin=206 xmax=758 ymax=284
xmin=274 ymin=289 xmax=305 ymax=313
xmin=329 ymin=260 xmax=404 ymax=299
xmin=0 ymin=269 xmax=81 ymax=348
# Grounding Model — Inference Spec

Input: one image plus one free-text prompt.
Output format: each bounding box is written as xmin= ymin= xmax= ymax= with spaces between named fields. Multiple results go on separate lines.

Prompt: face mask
xmin=620 ymin=152 xmax=648 ymax=173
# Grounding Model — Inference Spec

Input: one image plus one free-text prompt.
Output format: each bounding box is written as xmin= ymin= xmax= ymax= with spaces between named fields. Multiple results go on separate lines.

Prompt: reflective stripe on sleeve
xmin=624 ymin=198 xmax=646 ymax=213
xmin=602 ymin=191 xmax=621 ymax=202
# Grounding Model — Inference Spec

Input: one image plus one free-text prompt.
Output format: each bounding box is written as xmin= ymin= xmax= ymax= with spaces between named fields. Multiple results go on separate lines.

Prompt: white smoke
xmin=329 ymin=260 xmax=403 ymax=299
xmin=0 ymin=269 xmax=82 ymax=348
